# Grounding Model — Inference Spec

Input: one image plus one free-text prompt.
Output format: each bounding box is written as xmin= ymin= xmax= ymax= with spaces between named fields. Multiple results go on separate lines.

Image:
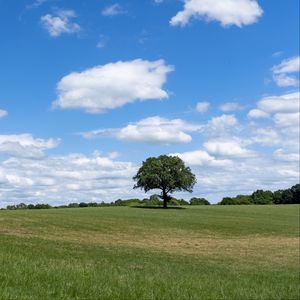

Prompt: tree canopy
xmin=133 ymin=155 xmax=196 ymax=208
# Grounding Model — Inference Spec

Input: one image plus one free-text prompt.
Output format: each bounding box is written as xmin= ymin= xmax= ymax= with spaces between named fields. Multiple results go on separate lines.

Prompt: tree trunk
xmin=162 ymin=189 xmax=168 ymax=209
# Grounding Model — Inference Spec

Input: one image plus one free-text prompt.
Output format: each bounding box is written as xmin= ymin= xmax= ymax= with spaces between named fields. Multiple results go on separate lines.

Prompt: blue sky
xmin=0 ymin=0 xmax=299 ymax=206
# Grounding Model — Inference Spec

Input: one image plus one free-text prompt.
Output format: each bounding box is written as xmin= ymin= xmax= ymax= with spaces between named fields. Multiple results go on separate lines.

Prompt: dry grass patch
xmin=1 ymin=226 xmax=298 ymax=266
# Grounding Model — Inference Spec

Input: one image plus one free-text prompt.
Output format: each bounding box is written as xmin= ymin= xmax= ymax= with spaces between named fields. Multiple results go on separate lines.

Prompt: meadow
xmin=0 ymin=205 xmax=299 ymax=300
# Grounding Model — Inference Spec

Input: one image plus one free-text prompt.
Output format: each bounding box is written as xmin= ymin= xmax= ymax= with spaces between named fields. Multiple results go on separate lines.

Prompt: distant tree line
xmin=3 ymin=184 xmax=299 ymax=210
xmin=218 ymin=184 xmax=300 ymax=205
xmin=4 ymin=195 xmax=210 ymax=210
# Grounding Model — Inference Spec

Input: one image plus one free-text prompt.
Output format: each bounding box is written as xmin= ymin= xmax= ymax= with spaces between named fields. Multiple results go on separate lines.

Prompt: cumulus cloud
xmin=82 ymin=116 xmax=201 ymax=145
xmin=257 ymin=92 xmax=299 ymax=114
xmin=171 ymin=146 xmax=298 ymax=202
xmin=196 ymin=101 xmax=210 ymax=113
xmin=272 ymin=56 xmax=300 ymax=87
xmin=208 ymin=114 xmax=238 ymax=128
xmin=219 ymin=102 xmax=244 ymax=112
xmin=188 ymin=154 xmax=299 ymax=202
xmin=171 ymin=150 xmax=232 ymax=167
xmin=41 ymin=9 xmax=81 ymax=37
xmin=200 ymin=114 xmax=239 ymax=137
xmin=170 ymin=0 xmax=263 ymax=27
xmin=0 ymin=151 xmax=139 ymax=206
xmin=0 ymin=134 xmax=60 ymax=158
xmin=204 ymin=138 xmax=255 ymax=157
xmin=249 ymin=128 xmax=281 ymax=147
xmin=247 ymin=91 xmax=299 ymax=168
xmin=248 ymin=92 xmax=300 ymax=141
xmin=0 ymin=110 xmax=8 ymax=119
xmin=101 ymin=4 xmax=126 ymax=16
xmin=247 ymin=108 xmax=269 ymax=119
xmin=53 ymin=59 xmax=174 ymax=113
xmin=274 ymin=112 xmax=299 ymax=128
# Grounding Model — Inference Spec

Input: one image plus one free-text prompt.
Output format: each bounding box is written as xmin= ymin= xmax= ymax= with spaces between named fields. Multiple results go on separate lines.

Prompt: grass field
xmin=0 ymin=205 xmax=299 ymax=300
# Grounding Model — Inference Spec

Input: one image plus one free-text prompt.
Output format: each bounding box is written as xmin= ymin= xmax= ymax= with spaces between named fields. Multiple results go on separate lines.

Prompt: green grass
xmin=0 ymin=205 xmax=299 ymax=300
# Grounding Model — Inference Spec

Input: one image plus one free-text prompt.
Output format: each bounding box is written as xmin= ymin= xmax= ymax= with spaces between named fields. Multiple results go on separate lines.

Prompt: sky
xmin=0 ymin=0 xmax=299 ymax=206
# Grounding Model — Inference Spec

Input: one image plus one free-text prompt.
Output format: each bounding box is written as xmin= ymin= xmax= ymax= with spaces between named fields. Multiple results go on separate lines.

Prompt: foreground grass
xmin=0 ymin=205 xmax=299 ymax=299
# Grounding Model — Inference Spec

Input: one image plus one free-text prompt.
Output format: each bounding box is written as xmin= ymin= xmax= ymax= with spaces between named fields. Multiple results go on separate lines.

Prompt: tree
xmin=133 ymin=155 xmax=196 ymax=208
xmin=280 ymin=189 xmax=293 ymax=204
xmin=190 ymin=197 xmax=210 ymax=205
xmin=291 ymin=184 xmax=300 ymax=204
xmin=219 ymin=197 xmax=237 ymax=205
xmin=251 ymin=190 xmax=273 ymax=204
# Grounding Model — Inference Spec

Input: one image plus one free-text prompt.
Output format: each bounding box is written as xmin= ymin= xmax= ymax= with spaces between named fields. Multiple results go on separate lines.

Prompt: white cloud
xmin=0 ymin=110 xmax=8 ymax=119
xmin=201 ymin=114 xmax=238 ymax=136
xmin=247 ymin=108 xmax=269 ymax=119
xmin=41 ymin=10 xmax=81 ymax=37
xmin=251 ymin=92 xmax=299 ymax=115
xmin=274 ymin=149 xmax=299 ymax=162
xmin=274 ymin=112 xmax=299 ymax=128
xmin=272 ymin=56 xmax=300 ymax=87
xmin=196 ymin=101 xmax=210 ymax=113
xmin=0 ymin=151 xmax=139 ymax=206
xmin=171 ymin=150 xmax=232 ymax=167
xmin=209 ymin=114 xmax=238 ymax=127
xmin=82 ymin=116 xmax=200 ymax=145
xmin=273 ymin=74 xmax=299 ymax=87
xmin=53 ymin=59 xmax=174 ymax=113
xmin=170 ymin=0 xmax=263 ymax=27
xmin=101 ymin=4 xmax=126 ymax=16
xmin=219 ymin=102 xmax=243 ymax=112
xmin=189 ymin=154 xmax=299 ymax=202
xmin=250 ymin=128 xmax=281 ymax=147
xmin=0 ymin=131 xmax=298 ymax=205
xmin=0 ymin=134 xmax=60 ymax=158
xmin=250 ymin=92 xmax=300 ymax=135
xmin=247 ymin=91 xmax=299 ymax=167
xmin=204 ymin=138 xmax=255 ymax=157
xmin=171 ymin=143 xmax=298 ymax=203
xmin=273 ymin=56 xmax=300 ymax=74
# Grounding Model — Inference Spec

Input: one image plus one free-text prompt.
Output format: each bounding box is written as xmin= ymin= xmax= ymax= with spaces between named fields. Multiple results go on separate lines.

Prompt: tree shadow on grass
xmin=131 ymin=206 xmax=186 ymax=210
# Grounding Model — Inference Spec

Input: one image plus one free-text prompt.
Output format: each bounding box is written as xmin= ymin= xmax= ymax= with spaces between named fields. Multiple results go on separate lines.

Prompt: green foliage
xmin=142 ymin=195 xmax=163 ymax=206
xmin=190 ymin=197 xmax=210 ymax=205
xmin=133 ymin=155 xmax=196 ymax=194
xmin=273 ymin=190 xmax=284 ymax=204
xmin=251 ymin=190 xmax=274 ymax=204
xmin=176 ymin=198 xmax=190 ymax=205
xmin=219 ymin=184 xmax=300 ymax=205
xmin=133 ymin=155 xmax=196 ymax=208
xmin=291 ymin=184 xmax=300 ymax=204
xmin=219 ymin=197 xmax=238 ymax=205
xmin=113 ymin=199 xmax=142 ymax=206
xmin=168 ymin=198 xmax=180 ymax=206
xmin=234 ymin=195 xmax=253 ymax=205
xmin=7 ymin=203 xmax=53 ymax=210
xmin=220 ymin=195 xmax=253 ymax=205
